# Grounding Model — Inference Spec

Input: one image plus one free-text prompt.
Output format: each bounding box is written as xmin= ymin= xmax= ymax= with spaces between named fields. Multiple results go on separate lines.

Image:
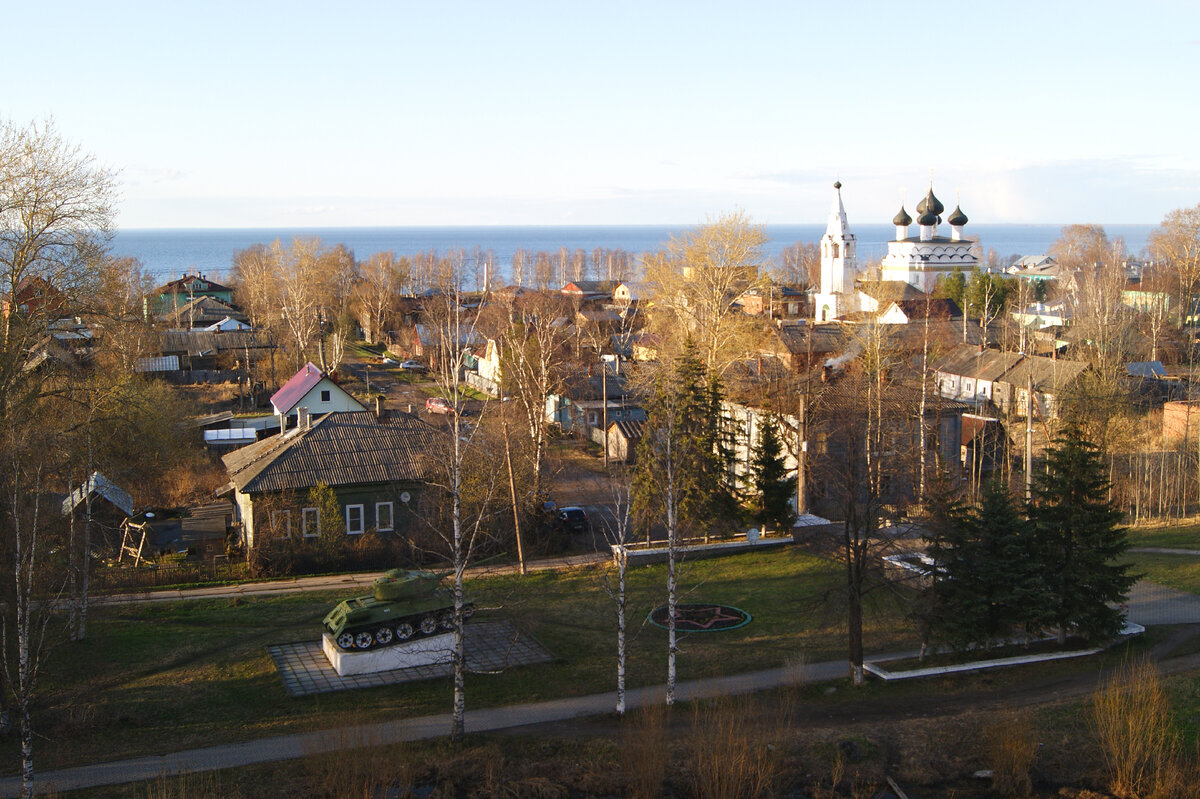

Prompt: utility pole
xmin=797 ymin=392 xmax=807 ymax=516
xmin=1025 ymin=370 xmax=1034 ymax=502
xmin=797 ymin=325 xmax=813 ymax=516
xmin=602 ymin=361 xmax=609 ymax=470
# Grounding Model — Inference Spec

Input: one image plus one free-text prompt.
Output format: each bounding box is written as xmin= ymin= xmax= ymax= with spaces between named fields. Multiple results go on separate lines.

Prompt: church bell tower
xmin=814 ymin=181 xmax=857 ymax=321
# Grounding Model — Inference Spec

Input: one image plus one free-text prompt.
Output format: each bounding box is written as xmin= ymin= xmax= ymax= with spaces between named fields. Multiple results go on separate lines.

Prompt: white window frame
xmin=376 ymin=502 xmax=394 ymax=532
xmin=302 ymin=507 xmax=319 ymax=538
xmin=345 ymin=504 xmax=364 ymax=535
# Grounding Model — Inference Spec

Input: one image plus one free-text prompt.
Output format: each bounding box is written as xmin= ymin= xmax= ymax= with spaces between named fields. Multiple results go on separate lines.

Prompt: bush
xmin=986 ymin=708 xmax=1037 ymax=797
xmin=1091 ymin=657 xmax=1196 ymax=798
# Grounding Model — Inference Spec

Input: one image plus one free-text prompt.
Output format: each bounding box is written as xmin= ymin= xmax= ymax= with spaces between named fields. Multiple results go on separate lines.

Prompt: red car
xmin=425 ymin=396 xmax=455 ymax=415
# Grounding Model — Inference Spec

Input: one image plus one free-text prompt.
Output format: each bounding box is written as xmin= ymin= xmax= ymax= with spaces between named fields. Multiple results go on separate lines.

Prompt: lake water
xmin=113 ymin=223 xmax=1155 ymax=284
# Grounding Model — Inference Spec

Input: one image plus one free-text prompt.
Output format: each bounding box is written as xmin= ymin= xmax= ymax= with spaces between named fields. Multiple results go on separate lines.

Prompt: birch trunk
xmin=616 ymin=545 xmax=627 ymax=715
xmin=665 ymin=433 xmax=678 ymax=707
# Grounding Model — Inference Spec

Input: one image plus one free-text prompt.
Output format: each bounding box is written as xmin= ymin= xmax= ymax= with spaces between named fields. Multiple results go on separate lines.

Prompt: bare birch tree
xmin=422 ymin=263 xmax=501 ymax=740
xmin=1149 ymin=205 xmax=1200 ymax=330
xmin=499 ymin=291 xmax=573 ymax=508
xmin=354 ymin=251 xmax=409 ymax=345
xmin=643 ymin=211 xmax=768 ymax=375
xmin=596 ymin=467 xmax=634 ymax=714
xmin=0 ymin=118 xmax=116 ymax=799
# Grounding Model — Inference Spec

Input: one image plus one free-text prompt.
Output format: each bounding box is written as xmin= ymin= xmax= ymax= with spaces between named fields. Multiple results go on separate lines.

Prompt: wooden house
xmin=221 ymin=411 xmax=438 ymax=548
xmin=270 ymin=362 xmax=365 ymax=430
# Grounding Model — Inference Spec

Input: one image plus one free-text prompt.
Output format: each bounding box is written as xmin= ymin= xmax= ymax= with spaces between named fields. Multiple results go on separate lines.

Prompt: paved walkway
xmin=91 ymin=552 xmax=608 ymax=605
xmin=0 ymin=658 xmax=857 ymax=798
xmin=1131 ymin=546 xmax=1200 ymax=556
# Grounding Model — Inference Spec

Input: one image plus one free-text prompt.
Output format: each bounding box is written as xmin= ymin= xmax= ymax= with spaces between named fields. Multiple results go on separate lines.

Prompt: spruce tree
xmin=1030 ymin=422 xmax=1135 ymax=643
xmin=749 ymin=413 xmax=796 ymax=532
xmin=632 ymin=339 xmax=740 ymax=540
xmin=925 ymin=480 xmax=1046 ymax=652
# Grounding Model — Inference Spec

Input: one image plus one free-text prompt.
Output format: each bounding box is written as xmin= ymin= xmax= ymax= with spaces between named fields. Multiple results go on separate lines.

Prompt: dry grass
xmin=1091 ymin=656 xmax=1198 ymax=799
xmin=986 ymin=707 xmax=1038 ymax=797
xmin=175 ymin=383 xmax=241 ymax=415
xmin=133 ymin=770 xmax=243 ymax=799
xmin=300 ymin=725 xmax=415 ymax=799
xmin=688 ymin=694 xmax=785 ymax=799
xmin=621 ymin=703 xmax=670 ymax=799
xmin=155 ymin=454 xmax=228 ymax=508
xmin=782 ymin=651 xmax=809 ymax=692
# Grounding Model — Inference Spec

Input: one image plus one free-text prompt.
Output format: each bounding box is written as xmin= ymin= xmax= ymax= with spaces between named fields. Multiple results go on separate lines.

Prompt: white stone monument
xmin=322 ymin=632 xmax=455 ymax=677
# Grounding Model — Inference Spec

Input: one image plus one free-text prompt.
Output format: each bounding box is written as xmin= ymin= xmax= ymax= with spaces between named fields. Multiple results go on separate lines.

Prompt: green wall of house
xmin=241 ymin=482 xmax=424 ymax=547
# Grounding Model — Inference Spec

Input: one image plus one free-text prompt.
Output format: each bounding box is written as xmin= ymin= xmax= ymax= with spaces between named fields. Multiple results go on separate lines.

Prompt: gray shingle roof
xmin=936 ymin=346 xmax=1024 ymax=382
xmin=159 ymin=329 xmax=274 ymax=356
xmin=997 ymin=355 xmax=1089 ymax=393
xmin=223 ymin=411 xmax=440 ymax=495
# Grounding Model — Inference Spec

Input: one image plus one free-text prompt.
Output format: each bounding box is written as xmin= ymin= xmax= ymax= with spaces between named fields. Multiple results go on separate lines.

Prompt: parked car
xmin=399 ymin=360 xmax=428 ymax=373
xmin=425 ymin=396 xmax=454 ymax=415
xmin=556 ymin=506 xmax=589 ymax=534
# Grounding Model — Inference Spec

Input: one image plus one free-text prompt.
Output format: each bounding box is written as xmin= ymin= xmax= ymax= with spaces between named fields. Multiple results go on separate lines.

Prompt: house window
xmin=345 ymin=504 xmax=364 ymax=535
xmin=302 ymin=507 xmax=319 ymax=538
xmin=320 ymin=389 xmax=331 ymax=403
xmin=376 ymin=502 xmax=393 ymax=532
xmin=270 ymin=510 xmax=292 ymax=539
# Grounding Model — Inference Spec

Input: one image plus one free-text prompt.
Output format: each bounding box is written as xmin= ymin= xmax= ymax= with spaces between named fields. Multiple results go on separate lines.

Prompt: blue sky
xmin=5 ymin=1 xmax=1197 ymax=228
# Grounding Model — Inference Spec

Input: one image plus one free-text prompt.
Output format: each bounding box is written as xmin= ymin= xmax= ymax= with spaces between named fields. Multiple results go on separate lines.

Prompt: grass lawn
xmin=1127 ymin=520 xmax=1200 ymax=550
xmin=60 ymin=629 xmax=1200 ymax=799
xmin=1129 ymin=552 xmax=1200 ymax=594
xmin=347 ymin=341 xmax=384 ymax=359
xmin=11 ymin=549 xmax=913 ymax=774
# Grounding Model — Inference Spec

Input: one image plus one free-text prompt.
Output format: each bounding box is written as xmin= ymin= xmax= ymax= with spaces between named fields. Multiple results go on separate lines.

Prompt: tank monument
xmin=321 ymin=567 xmax=470 ymax=676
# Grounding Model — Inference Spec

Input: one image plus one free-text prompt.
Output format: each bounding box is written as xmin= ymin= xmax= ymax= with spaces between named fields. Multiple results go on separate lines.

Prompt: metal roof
xmin=62 ymin=472 xmax=134 ymax=517
xmin=135 ymin=355 xmax=179 ymax=373
xmin=270 ymin=362 xmax=326 ymax=414
xmin=608 ymin=419 xmax=645 ymax=440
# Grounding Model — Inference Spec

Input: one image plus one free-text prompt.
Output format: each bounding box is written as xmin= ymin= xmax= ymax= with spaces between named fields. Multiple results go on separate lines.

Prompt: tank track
xmin=330 ymin=604 xmax=475 ymax=652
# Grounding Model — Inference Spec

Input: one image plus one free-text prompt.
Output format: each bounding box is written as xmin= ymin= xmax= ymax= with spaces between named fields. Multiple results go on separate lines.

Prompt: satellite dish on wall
xmin=400 ymin=492 xmax=411 ymax=504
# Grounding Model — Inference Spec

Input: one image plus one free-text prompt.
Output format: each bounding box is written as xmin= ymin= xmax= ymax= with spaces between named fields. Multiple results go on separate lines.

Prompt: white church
xmin=812 ymin=181 xmax=980 ymax=322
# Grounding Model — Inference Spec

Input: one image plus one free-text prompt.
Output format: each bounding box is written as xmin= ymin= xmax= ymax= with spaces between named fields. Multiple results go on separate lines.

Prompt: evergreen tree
xmin=632 ymin=339 xmax=739 ymax=539
xmin=925 ymin=480 xmax=1047 ymax=651
xmin=749 ymin=413 xmax=796 ymax=531
xmin=1030 ymin=422 xmax=1135 ymax=643
xmin=916 ymin=469 xmax=967 ymax=655
xmin=936 ymin=266 xmax=966 ymax=305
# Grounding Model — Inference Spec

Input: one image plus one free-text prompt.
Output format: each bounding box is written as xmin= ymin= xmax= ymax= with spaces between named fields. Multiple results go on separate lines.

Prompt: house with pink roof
xmin=270 ymin=362 xmax=365 ymax=431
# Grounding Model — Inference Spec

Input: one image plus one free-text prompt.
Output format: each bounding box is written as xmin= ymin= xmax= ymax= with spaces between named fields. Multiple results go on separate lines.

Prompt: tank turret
xmin=322 ymin=567 xmax=473 ymax=652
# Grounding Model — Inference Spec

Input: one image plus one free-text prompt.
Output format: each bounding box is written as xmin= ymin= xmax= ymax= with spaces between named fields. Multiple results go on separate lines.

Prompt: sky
xmin=4 ymin=1 xmax=1198 ymax=229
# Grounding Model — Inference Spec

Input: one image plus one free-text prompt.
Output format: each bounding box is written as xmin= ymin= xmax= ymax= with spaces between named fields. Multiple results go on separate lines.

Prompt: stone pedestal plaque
xmin=321 ymin=631 xmax=455 ymax=677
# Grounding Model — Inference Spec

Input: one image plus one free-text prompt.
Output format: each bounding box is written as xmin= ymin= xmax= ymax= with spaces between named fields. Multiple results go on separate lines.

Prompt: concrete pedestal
xmin=322 ymin=631 xmax=455 ymax=677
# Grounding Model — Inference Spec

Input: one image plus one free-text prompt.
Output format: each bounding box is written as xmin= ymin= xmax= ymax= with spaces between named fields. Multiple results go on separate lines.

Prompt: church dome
xmin=916 ymin=188 xmax=944 ymax=216
xmin=948 ymin=205 xmax=968 ymax=226
xmin=893 ymin=206 xmax=912 ymax=226
xmin=917 ymin=210 xmax=939 ymax=226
